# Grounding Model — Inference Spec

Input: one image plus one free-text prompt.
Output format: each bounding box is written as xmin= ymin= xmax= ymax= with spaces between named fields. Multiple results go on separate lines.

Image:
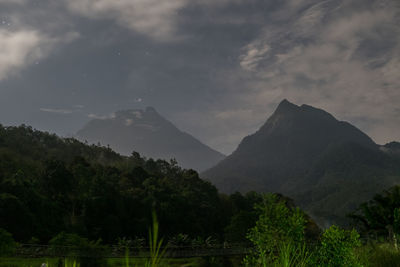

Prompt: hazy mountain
xmin=202 ymin=100 xmax=400 ymax=226
xmin=76 ymin=107 xmax=225 ymax=172
xmin=382 ymin=141 xmax=400 ymax=155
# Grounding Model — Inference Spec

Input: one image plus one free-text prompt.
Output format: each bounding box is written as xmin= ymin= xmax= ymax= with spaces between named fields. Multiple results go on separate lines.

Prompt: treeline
xmin=0 ymin=124 xmax=273 ymax=244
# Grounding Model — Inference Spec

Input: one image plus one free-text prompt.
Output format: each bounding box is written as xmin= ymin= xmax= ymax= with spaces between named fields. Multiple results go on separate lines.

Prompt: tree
xmin=350 ymin=185 xmax=400 ymax=242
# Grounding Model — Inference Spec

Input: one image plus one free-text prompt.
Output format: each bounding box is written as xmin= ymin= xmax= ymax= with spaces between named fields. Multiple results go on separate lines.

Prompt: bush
xmin=357 ymin=243 xmax=400 ymax=267
xmin=243 ymin=194 xmax=308 ymax=266
xmin=314 ymin=225 xmax=361 ymax=267
xmin=0 ymin=228 xmax=16 ymax=256
xmin=49 ymin=232 xmax=107 ymax=267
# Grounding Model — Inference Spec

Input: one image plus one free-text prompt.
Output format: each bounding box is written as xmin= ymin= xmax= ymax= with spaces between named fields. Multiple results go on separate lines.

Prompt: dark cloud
xmin=0 ymin=0 xmax=399 ymax=154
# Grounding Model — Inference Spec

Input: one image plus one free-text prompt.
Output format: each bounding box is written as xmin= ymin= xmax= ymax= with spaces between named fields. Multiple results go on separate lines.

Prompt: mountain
xmin=382 ymin=141 xmax=400 ymax=156
xmin=202 ymin=99 xmax=400 ymax=226
xmin=203 ymin=99 xmax=377 ymax=193
xmin=76 ymin=107 xmax=225 ymax=172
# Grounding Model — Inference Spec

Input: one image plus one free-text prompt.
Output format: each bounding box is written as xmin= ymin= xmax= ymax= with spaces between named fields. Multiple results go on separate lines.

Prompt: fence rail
xmin=14 ymin=244 xmax=251 ymax=259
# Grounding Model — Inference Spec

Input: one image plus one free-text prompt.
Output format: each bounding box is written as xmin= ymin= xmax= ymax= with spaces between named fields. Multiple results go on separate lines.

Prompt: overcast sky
xmin=0 ymin=0 xmax=399 ymax=154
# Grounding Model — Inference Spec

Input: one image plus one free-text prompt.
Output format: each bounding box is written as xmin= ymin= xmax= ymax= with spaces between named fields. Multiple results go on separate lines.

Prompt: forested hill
xmin=0 ymin=124 xmax=123 ymax=167
xmin=0 ymin=124 xmax=286 ymax=246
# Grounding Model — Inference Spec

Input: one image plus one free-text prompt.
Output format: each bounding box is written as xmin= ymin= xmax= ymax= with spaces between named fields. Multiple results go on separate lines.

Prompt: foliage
xmin=0 ymin=124 xmax=249 ymax=244
xmin=49 ymin=232 xmax=104 ymax=252
xmin=350 ymin=185 xmax=400 ymax=241
xmin=244 ymin=193 xmax=308 ymax=266
xmin=223 ymin=191 xmax=262 ymax=243
xmin=356 ymin=242 xmax=400 ymax=267
xmin=0 ymin=228 xmax=16 ymax=256
xmin=313 ymin=225 xmax=361 ymax=267
xmin=49 ymin=232 xmax=105 ymax=267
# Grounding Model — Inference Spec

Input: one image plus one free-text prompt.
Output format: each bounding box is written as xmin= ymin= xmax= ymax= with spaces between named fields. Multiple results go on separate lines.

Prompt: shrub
xmin=0 ymin=228 xmax=16 ymax=256
xmin=49 ymin=232 xmax=106 ymax=267
xmin=314 ymin=225 xmax=361 ymax=267
xmin=357 ymin=243 xmax=400 ymax=267
xmin=243 ymin=194 xmax=308 ymax=266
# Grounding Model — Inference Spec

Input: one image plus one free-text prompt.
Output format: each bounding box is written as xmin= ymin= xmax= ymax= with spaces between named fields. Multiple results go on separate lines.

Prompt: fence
xmin=14 ymin=244 xmax=251 ymax=259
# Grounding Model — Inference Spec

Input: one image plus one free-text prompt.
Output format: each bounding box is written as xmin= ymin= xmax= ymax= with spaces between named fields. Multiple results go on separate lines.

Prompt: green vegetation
xmin=2 ymin=124 xmax=400 ymax=267
xmin=244 ymin=194 xmax=363 ymax=267
xmin=350 ymin=185 xmax=400 ymax=241
xmin=0 ymin=124 xmax=259 ymax=245
xmin=356 ymin=243 xmax=400 ymax=267
xmin=145 ymin=212 xmax=167 ymax=267
xmin=314 ymin=225 xmax=360 ymax=266
xmin=244 ymin=194 xmax=309 ymax=266
xmin=0 ymin=228 xmax=16 ymax=256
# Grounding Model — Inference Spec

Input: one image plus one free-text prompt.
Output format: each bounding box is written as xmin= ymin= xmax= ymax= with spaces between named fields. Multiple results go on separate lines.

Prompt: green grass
xmin=108 ymin=257 xmax=203 ymax=266
xmin=0 ymin=257 xmax=212 ymax=267
xmin=0 ymin=257 xmax=63 ymax=267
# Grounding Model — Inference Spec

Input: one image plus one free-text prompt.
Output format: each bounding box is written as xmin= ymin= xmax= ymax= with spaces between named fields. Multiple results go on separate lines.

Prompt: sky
xmin=0 ymin=0 xmax=399 ymax=154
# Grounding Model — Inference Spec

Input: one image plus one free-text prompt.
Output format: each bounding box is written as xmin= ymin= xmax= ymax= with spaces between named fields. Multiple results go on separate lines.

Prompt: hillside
xmin=76 ymin=107 xmax=225 ymax=172
xmin=202 ymin=100 xmax=400 ymax=226
xmin=0 ymin=124 xmax=226 ymax=243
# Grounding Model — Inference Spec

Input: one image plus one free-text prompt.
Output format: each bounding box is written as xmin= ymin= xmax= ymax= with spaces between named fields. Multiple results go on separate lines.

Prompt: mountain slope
xmin=202 ymin=100 xmax=400 ymax=226
xmin=203 ymin=99 xmax=377 ymax=194
xmin=76 ymin=107 xmax=225 ymax=171
xmin=294 ymin=141 xmax=400 ymax=226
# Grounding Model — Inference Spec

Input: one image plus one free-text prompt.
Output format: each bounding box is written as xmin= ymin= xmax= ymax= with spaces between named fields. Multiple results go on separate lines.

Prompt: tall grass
xmin=64 ymin=258 xmax=80 ymax=267
xmin=124 ymin=211 xmax=167 ymax=267
xmin=274 ymin=242 xmax=312 ymax=267
xmin=145 ymin=211 xmax=167 ymax=267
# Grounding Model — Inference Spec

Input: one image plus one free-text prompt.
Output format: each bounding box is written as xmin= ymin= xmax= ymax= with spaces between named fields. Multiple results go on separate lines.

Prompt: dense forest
xmin=0 ymin=124 xmax=272 ymax=245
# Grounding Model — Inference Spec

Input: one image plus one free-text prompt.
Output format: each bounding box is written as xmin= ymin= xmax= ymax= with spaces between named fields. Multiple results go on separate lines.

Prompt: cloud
xmin=0 ymin=30 xmax=45 ymax=80
xmin=239 ymin=41 xmax=270 ymax=71
xmin=0 ymin=0 xmax=27 ymax=4
xmin=65 ymin=0 xmax=188 ymax=41
xmin=73 ymin=105 xmax=85 ymax=109
xmin=1 ymin=0 xmax=399 ymax=154
xmin=87 ymin=113 xmax=116 ymax=120
xmin=40 ymin=108 xmax=74 ymax=114
xmin=236 ymin=0 xmax=400 ymax=145
xmin=0 ymin=29 xmax=79 ymax=81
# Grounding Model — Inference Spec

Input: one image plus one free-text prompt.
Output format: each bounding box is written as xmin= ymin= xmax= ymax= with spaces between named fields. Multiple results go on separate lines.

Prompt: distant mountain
xmin=382 ymin=141 xmax=400 ymax=155
xmin=76 ymin=107 xmax=225 ymax=171
xmin=202 ymin=100 xmax=400 ymax=226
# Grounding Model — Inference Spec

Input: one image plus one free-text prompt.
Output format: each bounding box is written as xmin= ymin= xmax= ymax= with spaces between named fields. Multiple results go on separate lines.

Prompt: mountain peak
xmin=77 ymin=107 xmax=225 ymax=171
xmin=275 ymin=99 xmax=300 ymax=114
xmin=145 ymin=106 xmax=157 ymax=113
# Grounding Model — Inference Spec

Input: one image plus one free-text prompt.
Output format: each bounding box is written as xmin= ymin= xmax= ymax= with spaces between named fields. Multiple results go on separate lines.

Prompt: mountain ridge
xmin=202 ymin=99 xmax=400 ymax=226
xmin=76 ymin=107 xmax=225 ymax=172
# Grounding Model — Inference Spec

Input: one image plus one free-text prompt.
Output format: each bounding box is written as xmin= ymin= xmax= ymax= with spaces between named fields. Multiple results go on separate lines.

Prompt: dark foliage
xmin=0 ymin=124 xmax=260 ymax=244
xmin=350 ymin=185 xmax=400 ymax=240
